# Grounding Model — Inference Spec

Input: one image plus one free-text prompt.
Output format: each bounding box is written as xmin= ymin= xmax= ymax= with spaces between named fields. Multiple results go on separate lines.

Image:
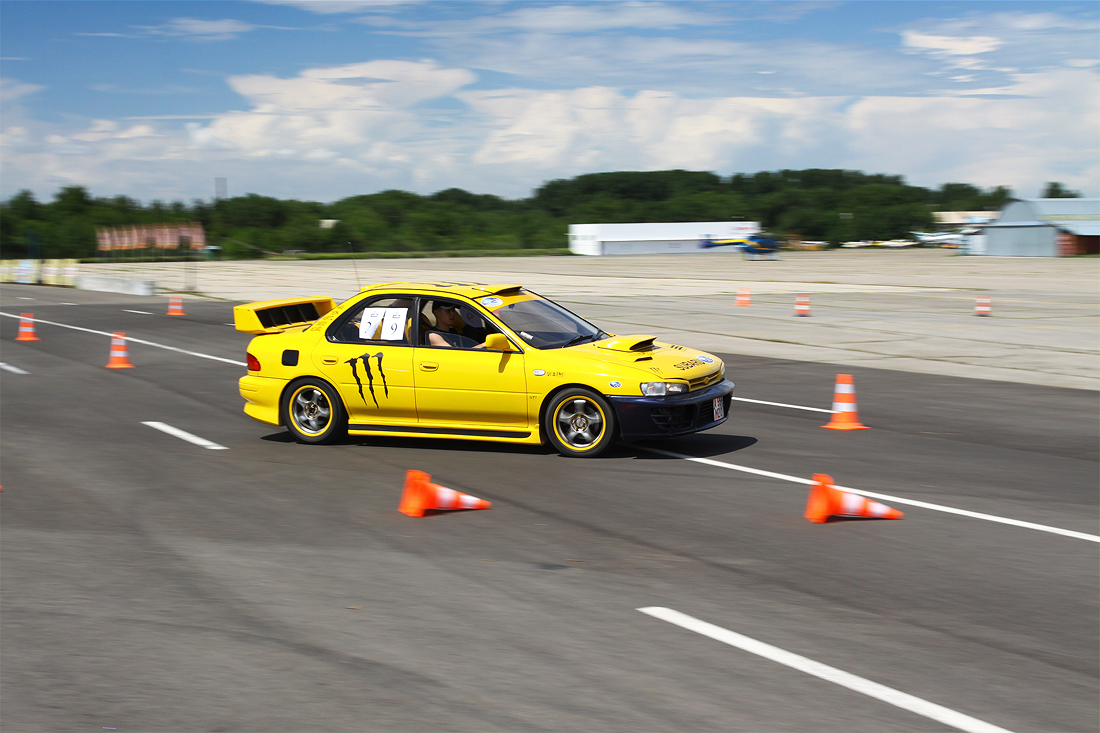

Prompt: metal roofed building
xmin=983 ymin=198 xmax=1100 ymax=256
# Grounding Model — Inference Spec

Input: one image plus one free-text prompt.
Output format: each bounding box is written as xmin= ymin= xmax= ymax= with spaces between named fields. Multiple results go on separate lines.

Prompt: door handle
xmin=419 ymin=362 xmax=438 ymax=371
xmin=321 ymin=356 xmax=338 ymax=365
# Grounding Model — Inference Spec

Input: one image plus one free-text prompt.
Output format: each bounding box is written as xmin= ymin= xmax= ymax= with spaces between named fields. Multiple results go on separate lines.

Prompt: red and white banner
xmin=100 ymin=223 xmax=205 ymax=251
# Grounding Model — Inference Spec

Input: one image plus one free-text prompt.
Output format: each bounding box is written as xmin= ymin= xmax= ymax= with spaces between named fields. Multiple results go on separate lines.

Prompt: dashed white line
xmin=0 ymin=362 xmax=30 ymax=374
xmin=638 ymin=607 xmax=1014 ymax=733
xmin=123 ymin=309 xmax=153 ymax=315
xmin=638 ymin=446 xmax=1100 ymax=543
xmin=0 ymin=312 xmax=246 ymax=367
xmin=732 ymin=396 xmax=835 ymax=413
xmin=142 ymin=421 xmax=228 ymax=450
xmin=18 ymin=297 xmax=33 ymax=300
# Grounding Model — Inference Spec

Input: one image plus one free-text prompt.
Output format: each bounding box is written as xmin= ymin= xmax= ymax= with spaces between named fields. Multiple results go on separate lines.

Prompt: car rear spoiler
xmin=233 ymin=296 xmax=337 ymax=335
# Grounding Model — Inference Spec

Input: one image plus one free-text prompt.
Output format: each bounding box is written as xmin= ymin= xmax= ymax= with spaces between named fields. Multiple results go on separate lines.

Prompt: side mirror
xmin=485 ymin=333 xmax=515 ymax=351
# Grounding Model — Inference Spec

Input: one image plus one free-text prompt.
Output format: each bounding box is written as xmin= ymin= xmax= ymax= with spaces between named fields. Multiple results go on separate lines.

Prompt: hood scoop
xmin=597 ymin=335 xmax=657 ymax=355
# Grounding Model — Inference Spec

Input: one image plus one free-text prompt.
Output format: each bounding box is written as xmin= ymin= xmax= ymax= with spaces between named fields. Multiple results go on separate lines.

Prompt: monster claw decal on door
xmin=345 ymin=352 xmax=388 ymax=407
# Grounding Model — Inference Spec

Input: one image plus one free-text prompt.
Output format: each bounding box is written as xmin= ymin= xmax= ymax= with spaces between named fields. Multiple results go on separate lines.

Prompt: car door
xmin=412 ymin=297 xmax=529 ymax=429
xmin=313 ymin=295 xmax=418 ymax=427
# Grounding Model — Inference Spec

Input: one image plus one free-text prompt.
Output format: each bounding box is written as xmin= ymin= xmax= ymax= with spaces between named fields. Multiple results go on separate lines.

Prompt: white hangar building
xmin=568 ymin=221 xmax=760 ymax=256
xmin=983 ymin=199 xmax=1099 ymax=256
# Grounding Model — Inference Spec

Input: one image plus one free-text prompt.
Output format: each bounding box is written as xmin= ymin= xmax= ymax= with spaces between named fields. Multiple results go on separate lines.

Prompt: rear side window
xmin=329 ymin=297 xmax=415 ymax=344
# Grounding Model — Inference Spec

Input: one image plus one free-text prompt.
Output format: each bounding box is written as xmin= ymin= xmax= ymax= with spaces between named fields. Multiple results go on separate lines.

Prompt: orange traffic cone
xmin=821 ymin=374 xmax=868 ymax=430
xmin=15 ymin=313 xmax=40 ymax=341
xmin=105 ymin=332 xmax=134 ymax=369
xmin=805 ymin=473 xmax=903 ymax=523
xmin=167 ymin=296 xmax=186 ymax=316
xmin=735 ymin=289 xmax=752 ymax=307
xmin=794 ymin=294 xmax=811 ymax=316
xmin=399 ymin=470 xmax=491 ymax=517
xmin=974 ymin=297 xmax=991 ymax=316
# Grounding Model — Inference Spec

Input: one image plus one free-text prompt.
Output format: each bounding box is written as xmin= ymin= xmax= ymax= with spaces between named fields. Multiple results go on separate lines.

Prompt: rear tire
xmin=545 ymin=388 xmax=616 ymax=457
xmin=281 ymin=378 xmax=347 ymax=444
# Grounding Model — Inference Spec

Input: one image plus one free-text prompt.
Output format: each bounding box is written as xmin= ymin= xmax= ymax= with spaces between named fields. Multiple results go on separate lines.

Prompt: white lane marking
xmin=732 ymin=396 xmax=835 ymax=414
xmin=142 ymin=421 xmax=228 ymax=450
xmin=59 ymin=303 xmax=77 ymax=305
xmin=0 ymin=362 xmax=30 ymax=374
xmin=638 ymin=607 xmax=1014 ymax=733
xmin=639 ymin=446 xmax=1100 ymax=543
xmin=123 ymin=309 xmax=153 ymax=315
xmin=0 ymin=312 xmax=246 ymax=367
xmin=18 ymin=297 xmax=33 ymax=300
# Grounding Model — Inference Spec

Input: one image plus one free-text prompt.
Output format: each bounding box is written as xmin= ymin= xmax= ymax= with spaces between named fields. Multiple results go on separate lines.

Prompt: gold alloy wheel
xmin=553 ymin=395 xmax=606 ymax=451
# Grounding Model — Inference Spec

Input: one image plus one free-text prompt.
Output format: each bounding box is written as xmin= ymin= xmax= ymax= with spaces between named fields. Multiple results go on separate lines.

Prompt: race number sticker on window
xmin=359 ymin=309 xmax=386 ymax=340
xmin=380 ymin=308 xmax=407 ymax=341
xmin=360 ymin=308 xmax=407 ymax=340
xmin=713 ymin=396 xmax=724 ymax=421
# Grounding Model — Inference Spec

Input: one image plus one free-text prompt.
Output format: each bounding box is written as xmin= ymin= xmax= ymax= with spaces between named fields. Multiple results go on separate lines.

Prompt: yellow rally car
xmin=234 ymin=282 xmax=734 ymax=457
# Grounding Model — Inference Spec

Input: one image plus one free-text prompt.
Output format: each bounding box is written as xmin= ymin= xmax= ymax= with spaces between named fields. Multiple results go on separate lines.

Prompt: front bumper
xmin=608 ymin=379 xmax=734 ymax=441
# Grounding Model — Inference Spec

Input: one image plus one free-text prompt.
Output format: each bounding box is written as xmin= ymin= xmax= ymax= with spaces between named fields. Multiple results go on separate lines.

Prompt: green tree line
xmin=2 ymin=168 xmax=1068 ymax=260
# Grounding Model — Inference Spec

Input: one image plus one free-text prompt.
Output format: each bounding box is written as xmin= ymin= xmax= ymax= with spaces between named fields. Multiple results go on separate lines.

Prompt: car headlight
xmin=640 ymin=382 xmax=688 ymax=396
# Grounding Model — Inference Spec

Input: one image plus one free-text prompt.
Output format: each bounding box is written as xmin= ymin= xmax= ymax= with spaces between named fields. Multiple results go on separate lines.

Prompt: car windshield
xmin=491 ymin=296 xmax=606 ymax=350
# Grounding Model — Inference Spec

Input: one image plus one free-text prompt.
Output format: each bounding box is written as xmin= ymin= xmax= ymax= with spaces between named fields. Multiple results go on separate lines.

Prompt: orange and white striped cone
xmin=399 ymin=470 xmax=491 ymax=517
xmin=794 ymin=294 xmax=811 ymax=316
xmin=105 ymin=332 xmax=134 ymax=369
xmin=735 ymin=289 xmax=752 ymax=307
xmin=974 ymin=297 xmax=991 ymax=316
xmin=821 ymin=374 xmax=868 ymax=430
xmin=805 ymin=474 xmax=903 ymax=523
xmin=167 ymin=296 xmax=186 ymax=316
xmin=15 ymin=313 xmax=40 ymax=342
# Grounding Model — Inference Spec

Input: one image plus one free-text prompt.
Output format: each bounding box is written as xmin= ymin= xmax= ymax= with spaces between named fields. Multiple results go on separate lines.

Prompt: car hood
xmin=566 ymin=334 xmax=723 ymax=382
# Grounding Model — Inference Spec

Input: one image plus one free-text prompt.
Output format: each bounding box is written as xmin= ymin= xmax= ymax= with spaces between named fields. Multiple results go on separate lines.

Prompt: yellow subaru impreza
xmin=234 ymin=282 xmax=734 ymax=457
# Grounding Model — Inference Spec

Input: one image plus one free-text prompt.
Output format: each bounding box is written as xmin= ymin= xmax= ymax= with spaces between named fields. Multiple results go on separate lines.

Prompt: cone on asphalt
xmin=105 ymin=332 xmax=134 ymax=369
xmin=167 ymin=296 xmax=186 ymax=316
xmin=821 ymin=374 xmax=868 ymax=430
xmin=794 ymin=294 xmax=811 ymax=316
xmin=805 ymin=473 xmax=903 ymax=523
xmin=399 ymin=470 xmax=491 ymax=517
xmin=974 ymin=297 xmax=991 ymax=316
xmin=735 ymin=289 xmax=752 ymax=307
xmin=15 ymin=313 xmax=40 ymax=342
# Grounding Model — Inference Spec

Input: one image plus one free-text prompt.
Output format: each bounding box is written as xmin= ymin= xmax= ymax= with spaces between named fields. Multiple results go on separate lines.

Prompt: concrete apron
xmin=78 ymin=250 xmax=1100 ymax=391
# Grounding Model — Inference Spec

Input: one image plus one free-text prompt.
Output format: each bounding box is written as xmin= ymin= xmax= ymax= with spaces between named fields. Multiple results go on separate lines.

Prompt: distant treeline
xmin=2 ymin=168 xmax=1073 ymax=260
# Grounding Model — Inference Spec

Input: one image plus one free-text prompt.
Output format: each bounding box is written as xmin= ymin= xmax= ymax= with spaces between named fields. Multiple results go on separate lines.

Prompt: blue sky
xmin=2 ymin=1 xmax=1097 ymax=204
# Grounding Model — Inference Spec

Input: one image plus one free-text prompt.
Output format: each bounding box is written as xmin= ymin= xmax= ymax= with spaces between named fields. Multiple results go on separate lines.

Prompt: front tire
xmin=281 ymin=378 xmax=347 ymax=444
xmin=545 ymin=388 xmax=617 ymax=457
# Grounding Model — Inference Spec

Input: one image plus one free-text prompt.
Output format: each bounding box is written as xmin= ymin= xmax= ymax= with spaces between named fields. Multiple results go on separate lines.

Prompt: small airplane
xmin=912 ymin=231 xmax=965 ymax=247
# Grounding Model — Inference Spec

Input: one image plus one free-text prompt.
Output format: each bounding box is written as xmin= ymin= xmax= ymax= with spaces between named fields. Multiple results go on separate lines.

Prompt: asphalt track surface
xmin=2 ymin=284 xmax=1097 ymax=732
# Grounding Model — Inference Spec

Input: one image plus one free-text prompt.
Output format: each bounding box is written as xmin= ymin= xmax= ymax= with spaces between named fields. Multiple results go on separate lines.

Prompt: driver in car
xmin=426 ymin=302 xmax=486 ymax=348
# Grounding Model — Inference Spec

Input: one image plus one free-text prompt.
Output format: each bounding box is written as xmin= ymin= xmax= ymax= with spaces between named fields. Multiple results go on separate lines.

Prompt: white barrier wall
xmin=568 ymin=222 xmax=760 ymax=255
xmin=74 ymin=275 xmax=157 ymax=296
xmin=1 ymin=259 xmax=79 ymax=286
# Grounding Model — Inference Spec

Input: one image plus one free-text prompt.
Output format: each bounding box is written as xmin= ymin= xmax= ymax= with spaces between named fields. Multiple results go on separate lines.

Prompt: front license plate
xmin=713 ymin=396 xmax=724 ymax=421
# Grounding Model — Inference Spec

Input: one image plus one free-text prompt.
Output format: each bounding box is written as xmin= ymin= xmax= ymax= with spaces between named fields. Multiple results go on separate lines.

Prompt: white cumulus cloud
xmin=902 ymin=31 xmax=1004 ymax=57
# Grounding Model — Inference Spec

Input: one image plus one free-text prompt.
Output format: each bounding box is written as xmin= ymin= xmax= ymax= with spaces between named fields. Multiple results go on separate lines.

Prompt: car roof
xmin=361 ymin=281 xmax=525 ymax=299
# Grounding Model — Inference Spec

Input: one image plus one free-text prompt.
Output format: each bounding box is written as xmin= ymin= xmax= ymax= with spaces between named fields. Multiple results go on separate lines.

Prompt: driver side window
xmin=420 ymin=298 xmax=507 ymax=350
